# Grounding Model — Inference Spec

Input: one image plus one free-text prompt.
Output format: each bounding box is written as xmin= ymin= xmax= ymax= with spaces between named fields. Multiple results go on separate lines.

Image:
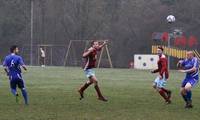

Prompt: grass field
xmin=0 ymin=66 xmax=200 ymax=120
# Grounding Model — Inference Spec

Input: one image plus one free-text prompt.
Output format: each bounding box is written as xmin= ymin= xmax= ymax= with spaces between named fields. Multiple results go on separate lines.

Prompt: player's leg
xmin=184 ymin=83 xmax=192 ymax=108
xmin=184 ymin=78 xmax=198 ymax=108
xmin=180 ymin=79 xmax=187 ymax=104
xmin=153 ymin=77 xmax=170 ymax=103
xmin=78 ymin=80 xmax=93 ymax=100
xmin=10 ymin=79 xmax=19 ymax=103
xmin=18 ymin=79 xmax=28 ymax=105
xmin=10 ymin=80 xmax=17 ymax=96
xmin=160 ymin=75 xmax=172 ymax=101
xmin=90 ymin=76 xmax=107 ymax=102
xmin=157 ymin=88 xmax=170 ymax=103
xmin=161 ymin=87 xmax=171 ymax=99
xmin=161 ymin=87 xmax=171 ymax=104
xmin=78 ymin=69 xmax=94 ymax=100
xmin=180 ymin=87 xmax=187 ymax=103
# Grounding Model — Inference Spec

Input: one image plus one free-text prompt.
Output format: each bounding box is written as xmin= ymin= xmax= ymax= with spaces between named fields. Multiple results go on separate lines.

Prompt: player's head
xmin=157 ymin=46 xmax=164 ymax=55
xmin=10 ymin=45 xmax=19 ymax=54
xmin=186 ymin=51 xmax=194 ymax=59
xmin=40 ymin=47 xmax=43 ymax=51
xmin=91 ymin=40 xmax=99 ymax=49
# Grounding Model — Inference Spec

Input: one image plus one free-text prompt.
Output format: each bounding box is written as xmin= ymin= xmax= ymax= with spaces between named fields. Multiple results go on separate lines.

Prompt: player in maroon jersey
xmin=78 ymin=40 xmax=108 ymax=102
xmin=151 ymin=46 xmax=172 ymax=104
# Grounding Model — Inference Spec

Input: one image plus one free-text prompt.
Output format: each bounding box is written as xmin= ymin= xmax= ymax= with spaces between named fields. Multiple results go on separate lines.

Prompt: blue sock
xmin=11 ymin=89 xmax=17 ymax=96
xmin=186 ymin=90 xmax=192 ymax=101
xmin=182 ymin=94 xmax=187 ymax=102
xmin=21 ymin=89 xmax=28 ymax=105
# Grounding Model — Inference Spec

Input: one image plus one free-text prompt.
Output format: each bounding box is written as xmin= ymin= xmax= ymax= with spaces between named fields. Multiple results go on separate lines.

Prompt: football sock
xmin=80 ymin=82 xmax=92 ymax=92
xmin=181 ymin=93 xmax=187 ymax=102
xmin=94 ymin=85 xmax=104 ymax=98
xmin=161 ymin=88 xmax=169 ymax=93
xmin=11 ymin=89 xmax=17 ymax=96
xmin=186 ymin=90 xmax=192 ymax=101
xmin=21 ymin=89 xmax=28 ymax=105
xmin=158 ymin=89 xmax=168 ymax=101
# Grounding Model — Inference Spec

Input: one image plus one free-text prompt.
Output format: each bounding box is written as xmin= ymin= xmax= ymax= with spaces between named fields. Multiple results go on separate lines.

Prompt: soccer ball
xmin=166 ymin=15 xmax=175 ymax=23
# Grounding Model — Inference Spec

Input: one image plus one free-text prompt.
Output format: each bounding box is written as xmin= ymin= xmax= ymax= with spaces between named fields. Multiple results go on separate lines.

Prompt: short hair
xmin=10 ymin=45 xmax=18 ymax=53
xmin=187 ymin=51 xmax=195 ymax=56
xmin=158 ymin=46 xmax=164 ymax=51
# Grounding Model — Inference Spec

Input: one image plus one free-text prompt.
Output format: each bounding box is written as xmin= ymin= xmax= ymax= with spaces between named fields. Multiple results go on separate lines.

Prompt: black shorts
xmin=10 ymin=78 xmax=25 ymax=89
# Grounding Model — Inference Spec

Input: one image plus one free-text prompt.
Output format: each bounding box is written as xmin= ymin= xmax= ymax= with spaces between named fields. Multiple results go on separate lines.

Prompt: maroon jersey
xmin=83 ymin=48 xmax=98 ymax=70
xmin=153 ymin=54 xmax=169 ymax=79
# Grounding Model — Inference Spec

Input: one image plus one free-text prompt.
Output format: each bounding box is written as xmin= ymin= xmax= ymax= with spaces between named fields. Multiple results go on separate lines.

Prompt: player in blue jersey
xmin=3 ymin=45 xmax=28 ymax=105
xmin=177 ymin=51 xmax=199 ymax=108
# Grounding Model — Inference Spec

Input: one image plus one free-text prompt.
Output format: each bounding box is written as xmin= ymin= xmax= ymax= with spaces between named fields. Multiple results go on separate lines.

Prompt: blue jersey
xmin=3 ymin=54 xmax=25 ymax=79
xmin=181 ymin=57 xmax=199 ymax=80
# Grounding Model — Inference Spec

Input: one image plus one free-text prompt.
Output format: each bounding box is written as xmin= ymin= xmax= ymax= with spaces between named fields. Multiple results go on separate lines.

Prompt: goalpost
xmin=37 ymin=44 xmax=66 ymax=66
xmin=64 ymin=40 xmax=113 ymax=68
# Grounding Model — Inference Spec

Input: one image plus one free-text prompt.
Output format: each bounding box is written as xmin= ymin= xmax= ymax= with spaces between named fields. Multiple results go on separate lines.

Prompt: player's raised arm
xmin=98 ymin=40 xmax=108 ymax=49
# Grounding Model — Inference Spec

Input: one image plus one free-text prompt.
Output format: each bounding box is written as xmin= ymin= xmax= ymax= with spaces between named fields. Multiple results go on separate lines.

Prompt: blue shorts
xmin=153 ymin=76 xmax=167 ymax=88
xmin=84 ymin=69 xmax=95 ymax=78
xmin=9 ymin=76 xmax=25 ymax=90
xmin=181 ymin=78 xmax=198 ymax=88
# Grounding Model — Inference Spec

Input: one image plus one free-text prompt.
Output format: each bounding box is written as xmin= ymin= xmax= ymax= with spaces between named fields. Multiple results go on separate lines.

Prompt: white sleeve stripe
xmin=193 ymin=58 xmax=198 ymax=68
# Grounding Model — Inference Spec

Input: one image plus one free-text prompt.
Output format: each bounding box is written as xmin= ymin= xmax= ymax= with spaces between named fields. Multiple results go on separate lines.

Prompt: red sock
xmin=158 ymin=89 xmax=168 ymax=101
xmin=161 ymin=88 xmax=169 ymax=93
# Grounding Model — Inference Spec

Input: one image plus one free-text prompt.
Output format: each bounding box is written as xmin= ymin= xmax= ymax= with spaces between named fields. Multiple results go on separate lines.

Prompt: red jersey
xmin=153 ymin=54 xmax=169 ymax=79
xmin=83 ymin=48 xmax=98 ymax=70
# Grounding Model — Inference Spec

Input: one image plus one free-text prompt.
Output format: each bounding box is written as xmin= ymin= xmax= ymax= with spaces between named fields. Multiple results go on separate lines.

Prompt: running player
xmin=177 ymin=51 xmax=199 ymax=108
xmin=3 ymin=45 xmax=29 ymax=105
xmin=151 ymin=46 xmax=172 ymax=104
xmin=78 ymin=40 xmax=108 ymax=102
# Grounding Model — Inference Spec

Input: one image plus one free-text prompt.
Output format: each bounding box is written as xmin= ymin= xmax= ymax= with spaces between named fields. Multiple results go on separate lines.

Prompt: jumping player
xmin=3 ymin=45 xmax=29 ymax=105
xmin=78 ymin=40 xmax=108 ymax=102
xmin=151 ymin=46 xmax=172 ymax=104
xmin=177 ymin=51 xmax=199 ymax=108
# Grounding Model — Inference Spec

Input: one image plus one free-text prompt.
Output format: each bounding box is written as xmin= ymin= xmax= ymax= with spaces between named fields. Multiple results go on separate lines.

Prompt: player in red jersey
xmin=151 ymin=46 xmax=172 ymax=104
xmin=78 ymin=40 xmax=108 ymax=102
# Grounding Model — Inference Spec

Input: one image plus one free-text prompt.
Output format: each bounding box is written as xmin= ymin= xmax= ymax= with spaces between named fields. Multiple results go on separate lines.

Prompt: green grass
xmin=0 ymin=66 xmax=200 ymax=120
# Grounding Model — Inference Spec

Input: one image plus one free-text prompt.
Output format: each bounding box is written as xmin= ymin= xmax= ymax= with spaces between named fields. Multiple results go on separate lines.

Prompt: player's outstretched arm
xmin=151 ymin=69 xmax=159 ymax=74
xmin=178 ymin=67 xmax=196 ymax=73
xmin=99 ymin=40 xmax=108 ymax=49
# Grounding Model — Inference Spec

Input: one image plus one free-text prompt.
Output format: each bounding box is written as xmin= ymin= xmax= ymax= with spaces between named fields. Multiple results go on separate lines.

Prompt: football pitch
xmin=0 ymin=67 xmax=200 ymax=120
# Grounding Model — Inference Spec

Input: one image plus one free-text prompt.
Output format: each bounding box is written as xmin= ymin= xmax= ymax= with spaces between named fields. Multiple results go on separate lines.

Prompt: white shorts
xmin=153 ymin=76 xmax=167 ymax=88
xmin=84 ymin=69 xmax=95 ymax=78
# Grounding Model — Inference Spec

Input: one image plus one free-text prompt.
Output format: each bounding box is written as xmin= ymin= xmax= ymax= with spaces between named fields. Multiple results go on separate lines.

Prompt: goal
xmin=37 ymin=44 xmax=66 ymax=66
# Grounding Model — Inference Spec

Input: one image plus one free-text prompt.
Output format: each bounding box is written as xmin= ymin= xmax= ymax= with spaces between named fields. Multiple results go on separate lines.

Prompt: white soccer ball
xmin=166 ymin=15 xmax=176 ymax=23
